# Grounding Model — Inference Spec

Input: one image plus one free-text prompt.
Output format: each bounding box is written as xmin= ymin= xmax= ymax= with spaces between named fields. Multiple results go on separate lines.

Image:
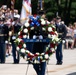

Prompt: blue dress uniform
xmin=10 ymin=22 xmax=21 ymax=64
xmin=55 ymin=22 xmax=67 ymax=65
xmin=30 ymin=27 xmax=48 ymax=75
xmin=0 ymin=20 xmax=9 ymax=63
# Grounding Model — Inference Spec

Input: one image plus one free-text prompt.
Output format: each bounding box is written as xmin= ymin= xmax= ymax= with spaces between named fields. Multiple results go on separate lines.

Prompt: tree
xmin=0 ymin=0 xmax=76 ymax=24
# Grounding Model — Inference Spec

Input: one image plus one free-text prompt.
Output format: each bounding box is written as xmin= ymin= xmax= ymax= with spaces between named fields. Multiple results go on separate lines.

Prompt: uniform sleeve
xmin=62 ymin=25 xmax=67 ymax=40
xmin=4 ymin=25 xmax=9 ymax=41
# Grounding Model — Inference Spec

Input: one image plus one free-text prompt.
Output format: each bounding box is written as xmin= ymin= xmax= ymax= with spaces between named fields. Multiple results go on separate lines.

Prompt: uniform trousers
xmin=12 ymin=42 xmax=19 ymax=63
xmin=56 ymin=42 xmax=63 ymax=63
xmin=0 ymin=43 xmax=6 ymax=63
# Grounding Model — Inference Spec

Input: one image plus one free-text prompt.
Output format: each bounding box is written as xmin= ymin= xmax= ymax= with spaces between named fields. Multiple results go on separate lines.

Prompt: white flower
xmin=62 ymin=40 xmax=65 ymax=43
xmin=23 ymin=35 xmax=27 ymax=38
xmin=12 ymin=36 xmax=16 ymax=40
xmin=30 ymin=53 xmax=33 ymax=56
xmin=42 ymin=27 xmax=46 ymax=31
xmin=23 ymin=44 xmax=26 ymax=48
xmin=21 ymin=48 xmax=25 ymax=53
xmin=39 ymin=35 xmax=43 ymax=39
xmin=45 ymin=54 xmax=49 ymax=59
xmin=41 ymin=20 xmax=46 ymax=25
xmin=52 ymin=35 xmax=59 ymax=42
xmin=36 ymin=60 xmax=40 ymax=64
xmin=48 ymin=27 xmax=52 ymax=32
xmin=25 ymin=50 xmax=29 ymax=53
xmin=48 ymin=34 xmax=52 ymax=38
xmin=46 ymin=47 xmax=49 ymax=51
xmin=40 ymin=56 xmax=43 ymax=59
xmin=47 ymin=21 xmax=50 ymax=24
xmin=40 ymin=18 xmax=44 ymax=21
xmin=55 ymin=46 xmax=57 ymax=50
xmin=5 ymin=40 xmax=8 ymax=44
xmin=23 ymin=28 xmax=28 ymax=33
xmin=17 ymin=38 xmax=22 ymax=42
xmin=34 ymin=60 xmax=37 ymax=63
xmin=24 ymin=22 xmax=29 ymax=27
xmin=41 ymin=53 xmax=44 ymax=55
xmin=36 ymin=53 xmax=39 ymax=55
xmin=42 ymin=60 xmax=46 ymax=62
xmin=18 ymin=32 xmax=20 ymax=35
xmin=52 ymin=25 xmax=55 ymax=28
xmin=51 ymin=48 xmax=55 ymax=52
xmin=41 ymin=19 xmax=46 ymax=25
xmin=31 ymin=27 xmax=34 ymax=30
xmin=33 ymin=35 xmax=37 ymax=39
xmin=16 ymin=47 xmax=20 ymax=51
xmin=9 ymin=31 xmax=12 ymax=36
xmin=51 ymin=35 xmax=56 ymax=40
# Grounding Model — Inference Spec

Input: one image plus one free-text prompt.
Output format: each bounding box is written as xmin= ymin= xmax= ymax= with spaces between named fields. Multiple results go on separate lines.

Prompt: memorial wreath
xmin=15 ymin=15 xmax=60 ymax=63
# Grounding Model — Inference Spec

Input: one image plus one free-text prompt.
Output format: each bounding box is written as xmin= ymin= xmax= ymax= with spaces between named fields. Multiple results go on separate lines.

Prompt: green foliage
xmin=0 ymin=0 xmax=76 ymax=24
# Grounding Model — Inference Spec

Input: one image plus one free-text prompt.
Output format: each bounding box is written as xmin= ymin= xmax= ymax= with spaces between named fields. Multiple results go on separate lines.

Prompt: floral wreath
xmin=15 ymin=15 xmax=60 ymax=64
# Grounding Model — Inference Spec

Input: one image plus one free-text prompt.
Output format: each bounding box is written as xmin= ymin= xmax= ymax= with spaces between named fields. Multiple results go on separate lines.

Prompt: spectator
xmin=73 ymin=22 xmax=76 ymax=48
xmin=65 ymin=24 xmax=74 ymax=49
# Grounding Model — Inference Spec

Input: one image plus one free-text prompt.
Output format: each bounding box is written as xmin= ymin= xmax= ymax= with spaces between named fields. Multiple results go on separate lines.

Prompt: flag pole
xmin=11 ymin=0 xmax=15 ymax=21
xmin=11 ymin=0 xmax=15 ymax=34
xmin=38 ymin=0 xmax=45 ymax=15
xmin=40 ymin=0 xmax=44 ymax=10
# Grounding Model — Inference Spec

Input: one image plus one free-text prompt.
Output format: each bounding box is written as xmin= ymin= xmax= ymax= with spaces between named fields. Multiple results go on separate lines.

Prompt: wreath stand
xmin=25 ymin=63 xmax=29 ymax=75
xmin=15 ymin=16 xmax=59 ymax=75
xmin=25 ymin=58 xmax=49 ymax=75
xmin=24 ymin=39 xmax=50 ymax=75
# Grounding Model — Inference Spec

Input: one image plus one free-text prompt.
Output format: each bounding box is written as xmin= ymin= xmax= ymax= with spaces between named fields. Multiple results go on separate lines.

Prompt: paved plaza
xmin=0 ymin=48 xmax=76 ymax=75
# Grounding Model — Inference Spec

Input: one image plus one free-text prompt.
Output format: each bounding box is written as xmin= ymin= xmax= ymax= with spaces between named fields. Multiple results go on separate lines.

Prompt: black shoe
xmin=13 ymin=62 xmax=19 ymax=64
xmin=1 ymin=62 xmax=5 ymax=64
xmin=59 ymin=62 xmax=63 ymax=65
xmin=13 ymin=61 xmax=19 ymax=64
xmin=56 ymin=61 xmax=63 ymax=65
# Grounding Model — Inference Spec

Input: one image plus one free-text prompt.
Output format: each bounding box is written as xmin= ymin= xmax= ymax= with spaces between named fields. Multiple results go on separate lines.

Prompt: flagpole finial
xmin=37 ymin=0 xmax=45 ymax=15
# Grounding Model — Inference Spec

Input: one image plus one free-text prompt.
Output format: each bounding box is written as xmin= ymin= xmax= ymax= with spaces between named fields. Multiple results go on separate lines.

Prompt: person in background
xmin=73 ymin=22 xmax=76 ymax=48
xmin=4 ymin=19 xmax=12 ymax=57
xmin=65 ymin=24 xmax=74 ymax=49
xmin=9 ymin=17 xmax=21 ymax=64
xmin=55 ymin=16 xmax=67 ymax=65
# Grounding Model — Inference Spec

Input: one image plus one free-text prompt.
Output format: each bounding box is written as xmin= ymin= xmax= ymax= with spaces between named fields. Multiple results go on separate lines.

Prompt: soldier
xmin=9 ymin=17 xmax=21 ymax=64
xmin=55 ymin=17 xmax=67 ymax=65
xmin=0 ymin=18 xmax=8 ymax=63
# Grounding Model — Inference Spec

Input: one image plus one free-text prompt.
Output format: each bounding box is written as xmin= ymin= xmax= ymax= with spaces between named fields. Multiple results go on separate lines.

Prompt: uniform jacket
xmin=0 ymin=24 xmax=9 ymax=43
xmin=55 ymin=23 xmax=67 ymax=40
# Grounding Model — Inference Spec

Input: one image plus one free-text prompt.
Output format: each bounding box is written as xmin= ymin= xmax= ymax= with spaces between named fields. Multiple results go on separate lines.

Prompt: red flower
xmin=50 ymin=43 xmax=55 ymax=48
xmin=45 ymin=51 xmax=48 ymax=54
xmin=50 ymin=32 xmax=55 ymax=35
xmin=52 ymin=28 xmax=55 ymax=31
xmin=29 ymin=19 xmax=32 ymax=23
xmin=21 ymin=40 xmax=24 ymax=44
xmin=28 ymin=53 xmax=31 ymax=57
xmin=19 ymin=35 xmax=23 ymax=38
xmin=34 ymin=54 xmax=38 ymax=57
xmin=18 ymin=44 xmax=22 ymax=48
xmin=34 ymin=14 xmax=37 ymax=17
